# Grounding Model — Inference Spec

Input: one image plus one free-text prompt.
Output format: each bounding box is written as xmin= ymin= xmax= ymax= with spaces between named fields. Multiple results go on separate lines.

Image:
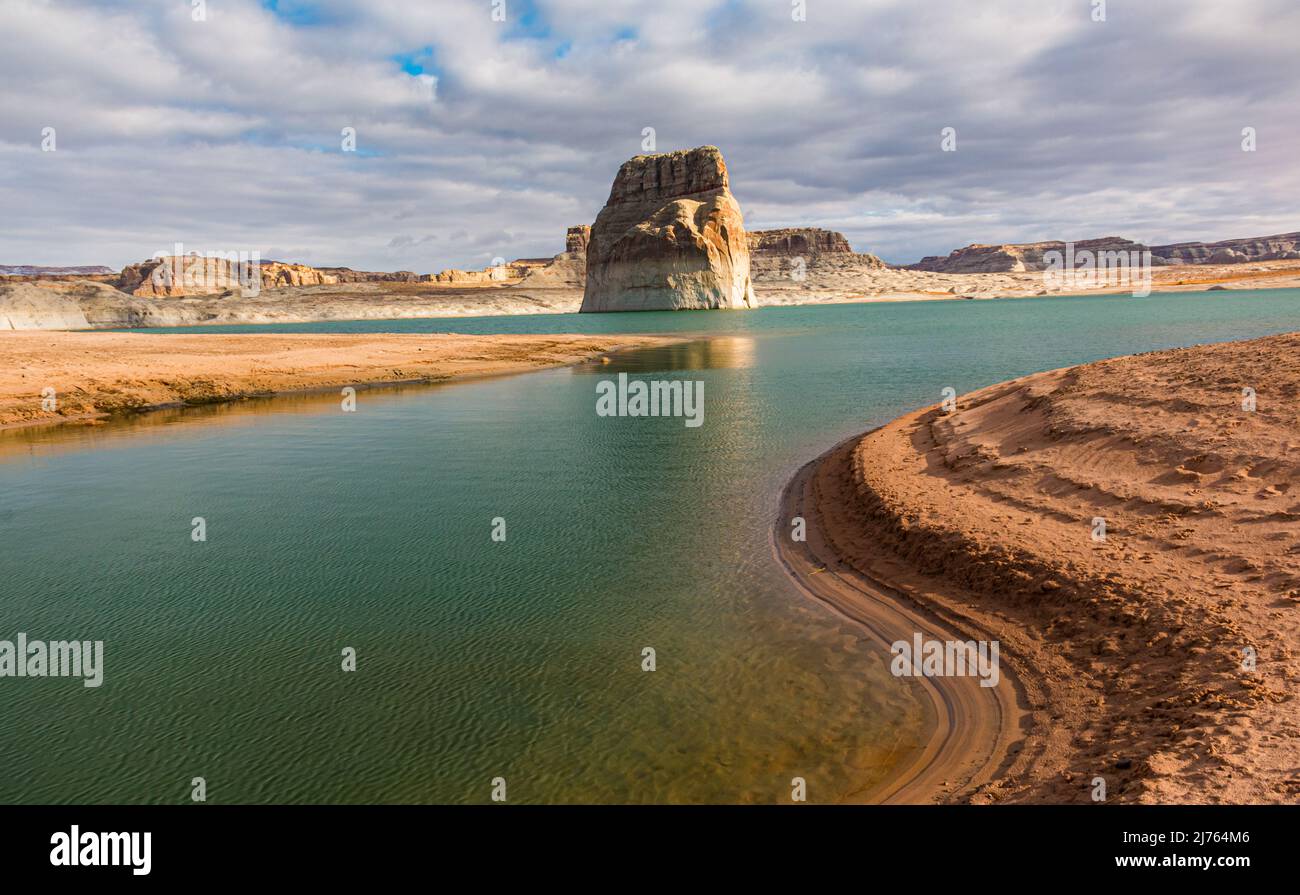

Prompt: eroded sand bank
xmin=792 ymin=332 xmax=1300 ymax=803
xmin=0 ymin=331 xmax=678 ymax=430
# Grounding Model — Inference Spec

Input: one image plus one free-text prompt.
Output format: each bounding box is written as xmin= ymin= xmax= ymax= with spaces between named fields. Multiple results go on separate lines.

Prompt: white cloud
xmin=1 ymin=0 xmax=1296 ymax=270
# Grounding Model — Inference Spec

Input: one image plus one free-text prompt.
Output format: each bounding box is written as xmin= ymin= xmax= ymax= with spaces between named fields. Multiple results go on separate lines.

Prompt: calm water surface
xmin=4 ymin=290 xmax=1300 ymax=803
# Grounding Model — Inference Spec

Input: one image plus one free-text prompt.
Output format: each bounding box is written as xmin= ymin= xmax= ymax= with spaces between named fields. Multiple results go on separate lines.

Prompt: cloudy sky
xmin=2 ymin=0 xmax=1297 ymax=271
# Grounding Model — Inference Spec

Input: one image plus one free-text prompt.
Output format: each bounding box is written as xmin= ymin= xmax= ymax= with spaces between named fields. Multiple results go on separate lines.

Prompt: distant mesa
xmin=106 ymin=242 xmax=595 ymax=297
xmin=747 ymin=227 xmax=854 ymax=257
xmin=0 ymin=264 xmax=115 ymax=277
xmin=1149 ymin=231 xmax=1300 ymax=265
xmin=910 ymin=231 xmax=1300 ymax=273
xmin=317 ymin=268 xmax=422 ymax=283
xmin=430 ymin=264 xmax=526 ymax=285
xmin=118 ymin=256 xmax=339 ymax=297
xmin=746 ymin=227 xmax=886 ymax=282
xmin=397 ymin=229 xmax=592 ymax=288
xmin=580 ymin=145 xmax=755 ymax=312
xmin=908 ymin=237 xmax=1150 ymax=274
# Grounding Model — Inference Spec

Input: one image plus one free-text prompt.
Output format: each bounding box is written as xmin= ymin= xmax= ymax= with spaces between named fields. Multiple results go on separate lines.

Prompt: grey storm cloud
xmin=0 ymin=0 xmax=1296 ymax=271
xmin=387 ymin=234 xmax=438 ymax=249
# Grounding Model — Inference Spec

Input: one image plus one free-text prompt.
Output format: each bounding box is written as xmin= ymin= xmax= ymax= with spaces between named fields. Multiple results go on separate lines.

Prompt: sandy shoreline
xmin=785 ymin=332 xmax=1300 ymax=803
xmin=775 ymin=447 xmax=1030 ymax=803
xmin=0 ymin=331 xmax=681 ymax=432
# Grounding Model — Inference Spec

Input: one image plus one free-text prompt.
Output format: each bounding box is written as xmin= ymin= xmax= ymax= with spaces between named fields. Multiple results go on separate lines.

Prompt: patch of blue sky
xmin=505 ymin=0 xmax=551 ymax=40
xmin=392 ymin=46 xmax=441 ymax=78
xmin=503 ymin=2 xmax=639 ymax=63
xmin=259 ymin=0 xmax=327 ymax=26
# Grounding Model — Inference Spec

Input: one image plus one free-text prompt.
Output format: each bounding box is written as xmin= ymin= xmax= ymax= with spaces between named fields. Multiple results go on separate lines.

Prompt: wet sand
xmin=787 ymin=332 xmax=1300 ymax=803
xmin=775 ymin=449 xmax=1028 ymax=803
xmin=0 ymin=331 xmax=680 ymax=430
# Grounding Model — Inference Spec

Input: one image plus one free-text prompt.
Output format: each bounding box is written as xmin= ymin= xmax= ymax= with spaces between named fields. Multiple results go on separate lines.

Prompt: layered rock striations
xmin=565 ymin=225 xmax=591 ymax=255
xmin=910 ymin=231 xmax=1300 ymax=273
xmin=1150 ymin=231 xmax=1300 ymax=264
xmin=580 ymin=146 xmax=755 ymax=312
xmin=516 ymin=226 xmax=590 ymax=289
xmin=0 ymin=282 xmax=96 ymax=329
xmin=426 ymin=255 xmax=569 ymax=286
xmin=118 ymin=256 xmax=339 ymax=297
xmin=746 ymin=227 xmax=886 ymax=283
xmin=747 ymin=227 xmax=854 ymax=257
xmin=317 ymin=268 xmax=421 ymax=284
xmin=909 ymin=237 xmax=1151 ymax=273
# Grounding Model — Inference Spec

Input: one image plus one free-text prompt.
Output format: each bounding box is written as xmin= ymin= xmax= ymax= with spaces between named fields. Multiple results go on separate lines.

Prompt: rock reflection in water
xmin=575 ymin=336 xmax=756 ymax=375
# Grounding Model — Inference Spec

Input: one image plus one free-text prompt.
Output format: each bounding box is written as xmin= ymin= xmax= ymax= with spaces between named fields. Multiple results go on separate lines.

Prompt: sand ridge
xmin=798 ymin=332 xmax=1300 ymax=803
xmin=0 ymin=331 xmax=681 ymax=431
xmin=775 ymin=448 xmax=1032 ymax=803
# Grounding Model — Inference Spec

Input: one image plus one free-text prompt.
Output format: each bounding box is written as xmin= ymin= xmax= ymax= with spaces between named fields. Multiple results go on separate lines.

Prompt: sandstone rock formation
xmin=1149 ymin=231 xmax=1300 ymax=264
xmin=580 ymin=146 xmax=755 ymax=312
xmin=0 ymin=282 xmax=96 ymax=329
xmin=910 ymin=230 xmax=1300 ymax=272
xmin=909 ymin=237 xmax=1152 ymax=273
xmin=515 ymin=225 xmax=591 ymax=289
xmin=118 ymin=256 xmax=339 ymax=297
xmin=262 ymin=262 xmax=333 ymax=289
xmin=746 ymin=227 xmax=886 ymax=283
xmin=317 ymin=268 xmax=421 ymax=283
xmin=0 ymin=264 xmax=115 ymax=277
xmin=566 ymin=225 xmax=591 ymax=255
xmin=747 ymin=227 xmax=854 ymax=257
xmin=428 ymin=263 xmax=528 ymax=285
xmin=1 ymin=276 xmax=590 ymax=331
xmin=0 ymin=279 xmax=208 ymax=330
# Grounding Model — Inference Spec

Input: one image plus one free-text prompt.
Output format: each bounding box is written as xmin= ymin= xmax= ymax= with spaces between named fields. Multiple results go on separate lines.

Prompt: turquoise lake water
xmin=4 ymin=289 xmax=1300 ymax=803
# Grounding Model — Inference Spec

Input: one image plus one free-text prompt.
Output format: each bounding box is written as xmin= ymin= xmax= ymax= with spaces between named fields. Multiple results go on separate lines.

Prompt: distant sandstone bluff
xmin=580 ymin=146 xmax=756 ymax=312
xmin=746 ymin=226 xmax=886 ymax=283
xmin=911 ymin=232 xmax=1300 ymax=273
xmin=94 ymin=225 xmax=594 ymax=297
xmin=0 ymin=264 xmax=115 ymax=277
xmin=119 ymin=256 xmax=337 ymax=296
